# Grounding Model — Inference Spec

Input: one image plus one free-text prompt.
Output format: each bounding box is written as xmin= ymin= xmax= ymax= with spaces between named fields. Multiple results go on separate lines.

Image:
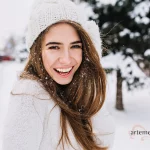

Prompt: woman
xmin=2 ymin=0 xmax=115 ymax=150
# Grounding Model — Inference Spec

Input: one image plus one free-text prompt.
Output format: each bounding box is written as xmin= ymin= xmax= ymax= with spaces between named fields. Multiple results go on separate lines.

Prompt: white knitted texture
xmin=26 ymin=0 xmax=102 ymax=58
xmin=2 ymin=79 xmax=115 ymax=150
xmin=83 ymin=20 xmax=103 ymax=58
xmin=26 ymin=0 xmax=83 ymax=49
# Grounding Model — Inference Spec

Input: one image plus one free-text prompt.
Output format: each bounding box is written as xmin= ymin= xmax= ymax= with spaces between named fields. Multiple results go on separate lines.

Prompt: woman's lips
xmin=54 ymin=66 xmax=74 ymax=78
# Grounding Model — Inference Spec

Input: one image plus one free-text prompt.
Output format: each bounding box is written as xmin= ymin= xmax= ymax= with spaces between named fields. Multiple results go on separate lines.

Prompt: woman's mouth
xmin=54 ymin=66 xmax=74 ymax=78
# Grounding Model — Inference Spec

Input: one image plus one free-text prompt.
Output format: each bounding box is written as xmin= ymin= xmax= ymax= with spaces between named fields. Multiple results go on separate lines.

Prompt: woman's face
xmin=41 ymin=23 xmax=82 ymax=85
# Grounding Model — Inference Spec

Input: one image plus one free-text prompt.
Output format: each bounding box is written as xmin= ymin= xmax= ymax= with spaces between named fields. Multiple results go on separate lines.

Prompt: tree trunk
xmin=115 ymin=69 xmax=124 ymax=110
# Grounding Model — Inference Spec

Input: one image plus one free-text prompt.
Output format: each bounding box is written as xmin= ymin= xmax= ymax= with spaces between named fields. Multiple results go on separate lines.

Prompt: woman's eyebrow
xmin=71 ymin=41 xmax=82 ymax=44
xmin=46 ymin=42 xmax=62 ymax=46
xmin=45 ymin=41 xmax=82 ymax=46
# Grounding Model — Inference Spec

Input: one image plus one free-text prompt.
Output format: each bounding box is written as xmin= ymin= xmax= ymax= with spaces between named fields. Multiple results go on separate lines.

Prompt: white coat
xmin=2 ymin=78 xmax=115 ymax=150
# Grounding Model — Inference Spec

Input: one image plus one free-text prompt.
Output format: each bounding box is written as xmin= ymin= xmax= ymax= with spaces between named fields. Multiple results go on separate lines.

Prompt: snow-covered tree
xmin=78 ymin=0 xmax=150 ymax=110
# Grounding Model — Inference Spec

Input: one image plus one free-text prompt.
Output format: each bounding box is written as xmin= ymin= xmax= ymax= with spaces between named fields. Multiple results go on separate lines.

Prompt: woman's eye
xmin=48 ymin=46 xmax=59 ymax=50
xmin=71 ymin=45 xmax=82 ymax=49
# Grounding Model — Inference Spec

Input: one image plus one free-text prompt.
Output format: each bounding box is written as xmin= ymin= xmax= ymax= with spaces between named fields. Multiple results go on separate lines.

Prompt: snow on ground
xmin=106 ymin=71 xmax=150 ymax=150
xmin=0 ymin=61 xmax=150 ymax=150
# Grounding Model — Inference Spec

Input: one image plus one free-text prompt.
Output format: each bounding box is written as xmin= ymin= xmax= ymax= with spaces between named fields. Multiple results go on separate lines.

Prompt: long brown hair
xmin=20 ymin=20 xmax=107 ymax=150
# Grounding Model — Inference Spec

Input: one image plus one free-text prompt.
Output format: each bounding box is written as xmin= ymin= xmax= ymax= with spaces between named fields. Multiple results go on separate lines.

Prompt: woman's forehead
xmin=43 ymin=23 xmax=81 ymax=44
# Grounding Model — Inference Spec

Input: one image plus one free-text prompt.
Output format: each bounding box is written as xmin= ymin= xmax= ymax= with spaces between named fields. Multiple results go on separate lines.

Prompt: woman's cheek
xmin=44 ymin=51 xmax=58 ymax=64
xmin=75 ymin=51 xmax=82 ymax=64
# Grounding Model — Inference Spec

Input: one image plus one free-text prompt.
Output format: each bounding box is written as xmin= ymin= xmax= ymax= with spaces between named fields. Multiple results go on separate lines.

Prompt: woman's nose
xmin=59 ymin=50 xmax=72 ymax=65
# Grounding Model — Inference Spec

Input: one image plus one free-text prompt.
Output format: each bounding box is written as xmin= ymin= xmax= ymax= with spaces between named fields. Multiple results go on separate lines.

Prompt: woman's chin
xmin=54 ymin=78 xmax=73 ymax=85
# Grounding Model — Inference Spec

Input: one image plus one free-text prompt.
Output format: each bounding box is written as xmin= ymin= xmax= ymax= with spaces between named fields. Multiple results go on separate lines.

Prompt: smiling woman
xmin=2 ymin=0 xmax=115 ymax=150
xmin=41 ymin=23 xmax=82 ymax=85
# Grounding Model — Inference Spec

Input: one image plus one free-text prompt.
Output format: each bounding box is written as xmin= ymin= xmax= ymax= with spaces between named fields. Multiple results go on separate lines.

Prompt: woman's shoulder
xmin=92 ymin=103 xmax=116 ymax=133
xmin=91 ymin=103 xmax=116 ymax=148
xmin=3 ymin=79 xmax=60 ymax=150
xmin=8 ymin=78 xmax=59 ymax=125
xmin=11 ymin=78 xmax=50 ymax=100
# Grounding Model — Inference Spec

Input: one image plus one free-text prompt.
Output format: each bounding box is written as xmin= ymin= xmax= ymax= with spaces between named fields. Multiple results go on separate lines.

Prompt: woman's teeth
xmin=55 ymin=67 xmax=73 ymax=73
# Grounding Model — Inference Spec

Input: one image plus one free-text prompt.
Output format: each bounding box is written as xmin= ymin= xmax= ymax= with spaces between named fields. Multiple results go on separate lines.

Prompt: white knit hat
xmin=26 ymin=0 xmax=102 ymax=58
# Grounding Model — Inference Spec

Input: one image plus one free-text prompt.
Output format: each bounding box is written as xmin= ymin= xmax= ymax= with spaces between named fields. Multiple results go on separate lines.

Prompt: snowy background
xmin=0 ymin=0 xmax=150 ymax=150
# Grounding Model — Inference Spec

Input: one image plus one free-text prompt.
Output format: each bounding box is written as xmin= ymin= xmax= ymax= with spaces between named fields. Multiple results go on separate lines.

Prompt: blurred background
xmin=0 ymin=0 xmax=150 ymax=149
